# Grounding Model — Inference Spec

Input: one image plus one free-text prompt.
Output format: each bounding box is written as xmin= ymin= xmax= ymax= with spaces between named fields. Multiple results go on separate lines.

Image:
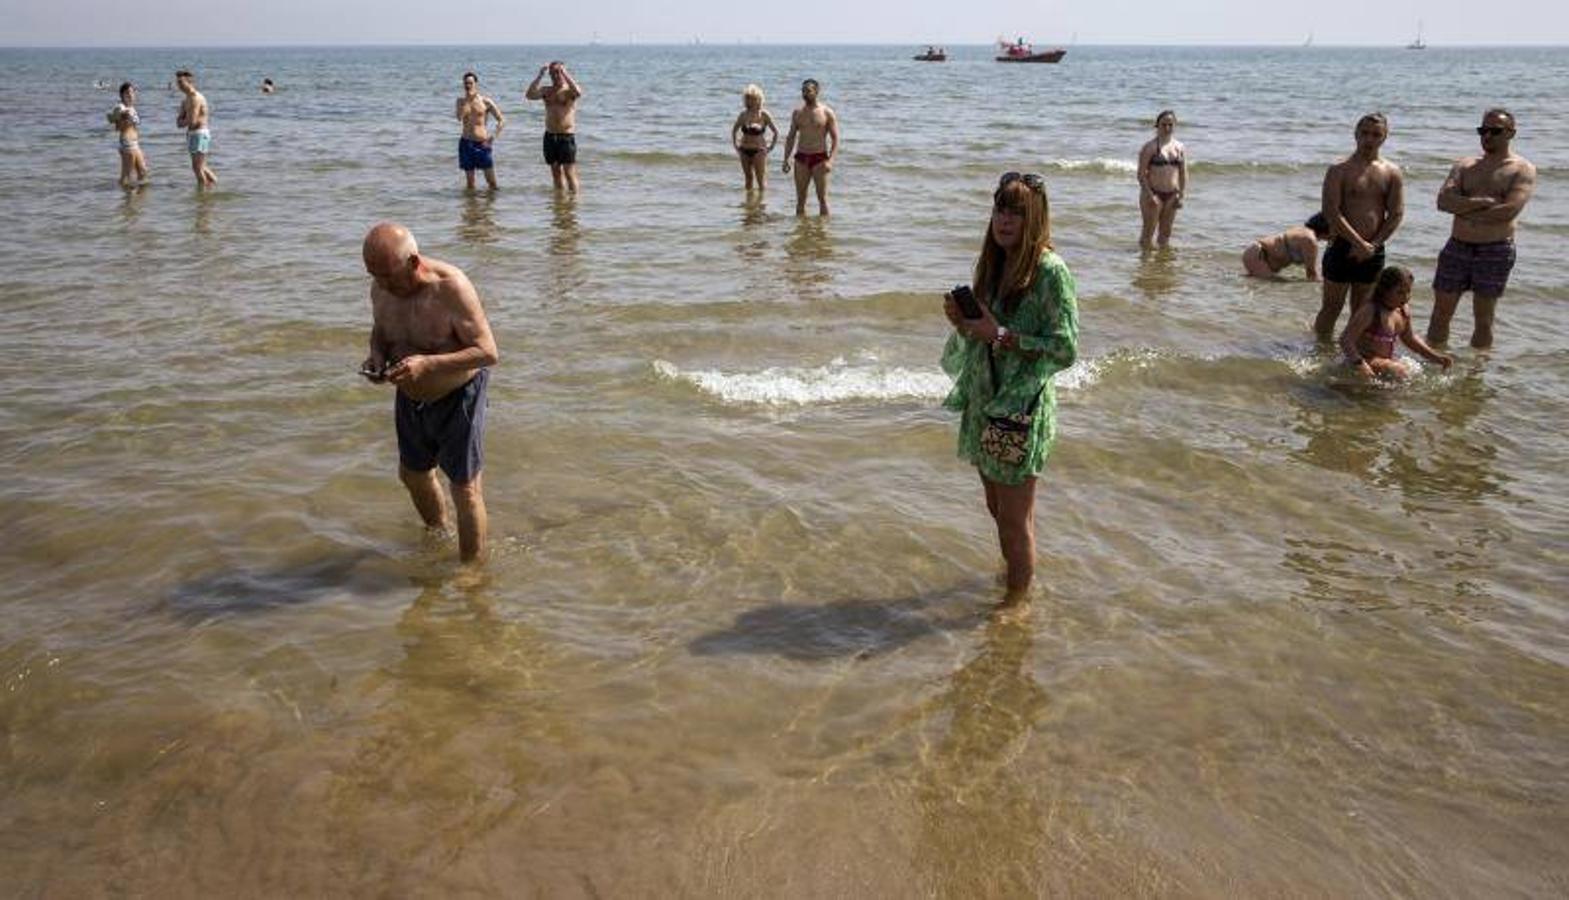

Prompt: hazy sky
xmin=3 ymin=0 xmax=1566 ymax=46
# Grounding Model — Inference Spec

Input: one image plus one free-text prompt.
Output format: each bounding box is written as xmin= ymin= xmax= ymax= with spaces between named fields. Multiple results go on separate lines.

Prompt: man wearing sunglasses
xmin=1428 ymin=109 xmax=1537 ymax=349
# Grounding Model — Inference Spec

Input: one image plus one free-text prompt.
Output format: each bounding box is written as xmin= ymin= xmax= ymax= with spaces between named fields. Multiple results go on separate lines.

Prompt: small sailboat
xmin=1406 ymin=21 xmax=1427 ymax=50
xmin=1303 ymin=32 xmax=1314 ymax=47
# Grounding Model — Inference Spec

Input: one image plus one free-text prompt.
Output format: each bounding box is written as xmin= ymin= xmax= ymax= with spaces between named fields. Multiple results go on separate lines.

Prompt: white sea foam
xmin=653 ymin=359 xmax=950 ymax=406
xmin=653 ymin=356 xmax=1102 ymax=407
xmin=1044 ymin=158 xmax=1138 ymax=176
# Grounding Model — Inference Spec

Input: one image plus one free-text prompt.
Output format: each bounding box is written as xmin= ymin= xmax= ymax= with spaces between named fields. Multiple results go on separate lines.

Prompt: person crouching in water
xmin=1340 ymin=265 xmax=1452 ymax=380
xmin=1243 ymin=212 xmax=1331 ymax=280
xmin=941 ymin=172 xmax=1079 ymax=605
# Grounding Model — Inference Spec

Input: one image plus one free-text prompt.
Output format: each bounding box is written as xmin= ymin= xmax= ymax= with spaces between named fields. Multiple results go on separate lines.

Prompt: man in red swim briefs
xmin=782 ymin=78 xmax=839 ymax=216
xmin=1428 ymin=108 xmax=1538 ymax=349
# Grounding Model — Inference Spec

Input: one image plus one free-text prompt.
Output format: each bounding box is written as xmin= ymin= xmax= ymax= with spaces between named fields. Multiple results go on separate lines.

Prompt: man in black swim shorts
xmin=526 ymin=61 xmax=583 ymax=192
xmin=361 ymin=223 xmax=500 ymax=563
xmin=1315 ymin=113 xmax=1405 ymax=339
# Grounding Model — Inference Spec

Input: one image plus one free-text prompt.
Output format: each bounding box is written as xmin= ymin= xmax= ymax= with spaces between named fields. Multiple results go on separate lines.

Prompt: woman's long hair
xmin=973 ymin=177 xmax=1053 ymax=308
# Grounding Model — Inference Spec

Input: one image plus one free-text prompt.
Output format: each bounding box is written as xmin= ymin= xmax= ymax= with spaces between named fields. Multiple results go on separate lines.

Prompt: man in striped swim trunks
xmin=1429 ymin=109 xmax=1538 ymax=349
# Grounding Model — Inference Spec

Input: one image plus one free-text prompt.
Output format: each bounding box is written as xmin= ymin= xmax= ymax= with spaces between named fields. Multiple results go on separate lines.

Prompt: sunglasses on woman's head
xmin=997 ymin=171 xmax=1045 ymax=193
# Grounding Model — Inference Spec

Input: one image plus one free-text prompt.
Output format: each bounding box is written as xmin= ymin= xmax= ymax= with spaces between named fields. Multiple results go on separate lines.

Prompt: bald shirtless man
xmin=781 ymin=79 xmax=839 ymax=216
xmin=525 ymin=61 xmax=583 ymax=192
xmin=1314 ymin=113 xmax=1404 ymax=339
xmin=1428 ymin=109 xmax=1538 ymax=349
xmin=175 ymin=69 xmax=217 ymax=189
xmin=361 ymin=223 xmax=500 ymax=563
xmin=456 ymin=71 xmax=505 ymax=191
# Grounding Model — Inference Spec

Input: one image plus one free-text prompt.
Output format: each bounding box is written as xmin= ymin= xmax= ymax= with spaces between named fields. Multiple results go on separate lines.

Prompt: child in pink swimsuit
xmin=1340 ymin=266 xmax=1453 ymax=379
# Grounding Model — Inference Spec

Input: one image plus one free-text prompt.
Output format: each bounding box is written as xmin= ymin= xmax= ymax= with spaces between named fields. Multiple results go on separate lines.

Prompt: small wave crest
xmin=653 ymin=358 xmax=951 ymax=406
xmin=1043 ymin=158 xmax=1137 ymax=176
xmin=653 ymin=355 xmax=1103 ymax=407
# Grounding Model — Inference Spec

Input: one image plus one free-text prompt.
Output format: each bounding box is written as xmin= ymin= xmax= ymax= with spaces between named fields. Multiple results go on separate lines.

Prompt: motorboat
xmin=995 ymin=38 xmax=1066 ymax=63
xmin=913 ymin=47 xmax=948 ymax=62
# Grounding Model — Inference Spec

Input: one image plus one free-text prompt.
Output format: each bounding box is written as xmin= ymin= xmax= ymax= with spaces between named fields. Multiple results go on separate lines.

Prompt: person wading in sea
xmin=360 ymin=223 xmax=500 ymax=563
xmin=1428 ymin=108 xmax=1538 ymax=349
xmin=781 ymin=78 xmax=839 ymax=216
xmin=1314 ymin=113 xmax=1404 ymax=339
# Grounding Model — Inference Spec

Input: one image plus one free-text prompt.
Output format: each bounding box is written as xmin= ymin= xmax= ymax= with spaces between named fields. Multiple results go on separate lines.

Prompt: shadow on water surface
xmin=165 ymin=550 xmax=399 ymax=622
xmin=689 ymin=585 xmax=988 ymax=661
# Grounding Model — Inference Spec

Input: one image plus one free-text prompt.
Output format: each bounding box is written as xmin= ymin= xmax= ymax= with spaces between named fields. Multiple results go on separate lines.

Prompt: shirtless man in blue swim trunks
xmin=456 ymin=71 xmax=505 ymax=191
xmin=1314 ymin=113 xmax=1403 ymax=339
xmin=175 ymin=70 xmax=217 ymax=189
xmin=1428 ymin=108 xmax=1538 ymax=349
xmin=361 ymin=223 xmax=501 ymax=563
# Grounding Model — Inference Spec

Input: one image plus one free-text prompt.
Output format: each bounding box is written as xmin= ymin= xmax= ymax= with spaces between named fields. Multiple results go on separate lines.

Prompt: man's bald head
xmin=363 ymin=223 xmax=422 ymax=294
xmin=364 ymin=222 xmax=418 ymax=267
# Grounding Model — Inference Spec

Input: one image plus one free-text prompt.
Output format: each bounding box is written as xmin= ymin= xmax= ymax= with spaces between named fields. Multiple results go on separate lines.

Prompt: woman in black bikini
xmin=731 ymin=84 xmax=779 ymax=192
xmin=1137 ymin=110 xmax=1188 ymax=250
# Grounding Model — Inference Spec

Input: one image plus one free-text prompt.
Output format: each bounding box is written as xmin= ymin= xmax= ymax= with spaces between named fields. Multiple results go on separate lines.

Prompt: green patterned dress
xmin=941 ymin=250 xmax=1080 ymax=485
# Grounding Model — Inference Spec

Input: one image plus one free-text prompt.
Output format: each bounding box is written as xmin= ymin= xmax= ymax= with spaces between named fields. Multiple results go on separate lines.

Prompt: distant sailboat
xmin=1303 ymin=32 xmax=1314 ymax=47
xmin=1406 ymin=21 xmax=1427 ymax=49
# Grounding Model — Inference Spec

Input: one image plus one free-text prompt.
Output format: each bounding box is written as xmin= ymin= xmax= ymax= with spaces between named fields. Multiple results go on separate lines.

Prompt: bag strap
xmin=986 ymin=340 xmax=1045 ymax=415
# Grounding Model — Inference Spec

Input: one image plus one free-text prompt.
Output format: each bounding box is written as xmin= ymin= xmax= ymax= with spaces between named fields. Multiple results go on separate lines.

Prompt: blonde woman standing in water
xmin=731 ymin=84 xmax=778 ymax=192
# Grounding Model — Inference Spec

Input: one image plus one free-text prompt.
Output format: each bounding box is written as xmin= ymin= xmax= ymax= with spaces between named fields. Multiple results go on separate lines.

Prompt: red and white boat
xmin=995 ymin=37 xmax=1066 ymax=63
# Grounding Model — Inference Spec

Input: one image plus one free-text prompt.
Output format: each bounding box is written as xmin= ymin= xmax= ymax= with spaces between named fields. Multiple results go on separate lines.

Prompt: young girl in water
xmin=1340 ymin=266 xmax=1453 ymax=379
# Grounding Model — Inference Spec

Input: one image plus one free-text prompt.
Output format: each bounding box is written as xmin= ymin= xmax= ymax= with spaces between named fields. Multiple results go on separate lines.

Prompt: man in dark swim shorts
xmin=361 ymin=223 xmax=501 ymax=563
xmin=1314 ymin=113 xmax=1404 ymax=339
xmin=1321 ymin=237 xmax=1385 ymax=285
xmin=542 ymin=132 xmax=577 ymax=167
xmin=1428 ymin=108 xmax=1538 ymax=349
xmin=526 ymin=61 xmax=584 ymax=192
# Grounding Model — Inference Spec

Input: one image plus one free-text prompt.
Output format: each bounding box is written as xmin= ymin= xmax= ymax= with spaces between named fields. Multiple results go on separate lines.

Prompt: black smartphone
xmin=950 ymin=284 xmax=983 ymax=319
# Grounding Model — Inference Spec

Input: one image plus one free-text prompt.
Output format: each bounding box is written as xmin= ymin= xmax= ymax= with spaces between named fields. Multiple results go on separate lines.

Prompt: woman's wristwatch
xmin=992 ymin=326 xmax=1010 ymax=347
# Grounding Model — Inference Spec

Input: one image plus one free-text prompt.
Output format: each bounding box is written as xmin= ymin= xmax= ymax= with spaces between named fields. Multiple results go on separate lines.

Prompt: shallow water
xmin=2 ymin=44 xmax=1567 ymax=894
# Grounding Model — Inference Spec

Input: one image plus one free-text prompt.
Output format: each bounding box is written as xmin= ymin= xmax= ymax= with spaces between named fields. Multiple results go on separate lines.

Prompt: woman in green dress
xmin=941 ymin=172 xmax=1079 ymax=602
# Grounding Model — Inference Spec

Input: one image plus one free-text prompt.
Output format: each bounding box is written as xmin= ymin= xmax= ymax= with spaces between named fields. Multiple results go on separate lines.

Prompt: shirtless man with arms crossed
xmin=175 ymin=69 xmax=217 ymax=189
xmin=455 ymin=71 xmax=505 ymax=191
xmin=361 ymin=223 xmax=500 ymax=563
xmin=781 ymin=78 xmax=840 ymax=216
xmin=1315 ymin=113 xmax=1403 ymax=339
xmin=525 ymin=62 xmax=583 ymax=192
xmin=1428 ymin=108 xmax=1538 ymax=349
